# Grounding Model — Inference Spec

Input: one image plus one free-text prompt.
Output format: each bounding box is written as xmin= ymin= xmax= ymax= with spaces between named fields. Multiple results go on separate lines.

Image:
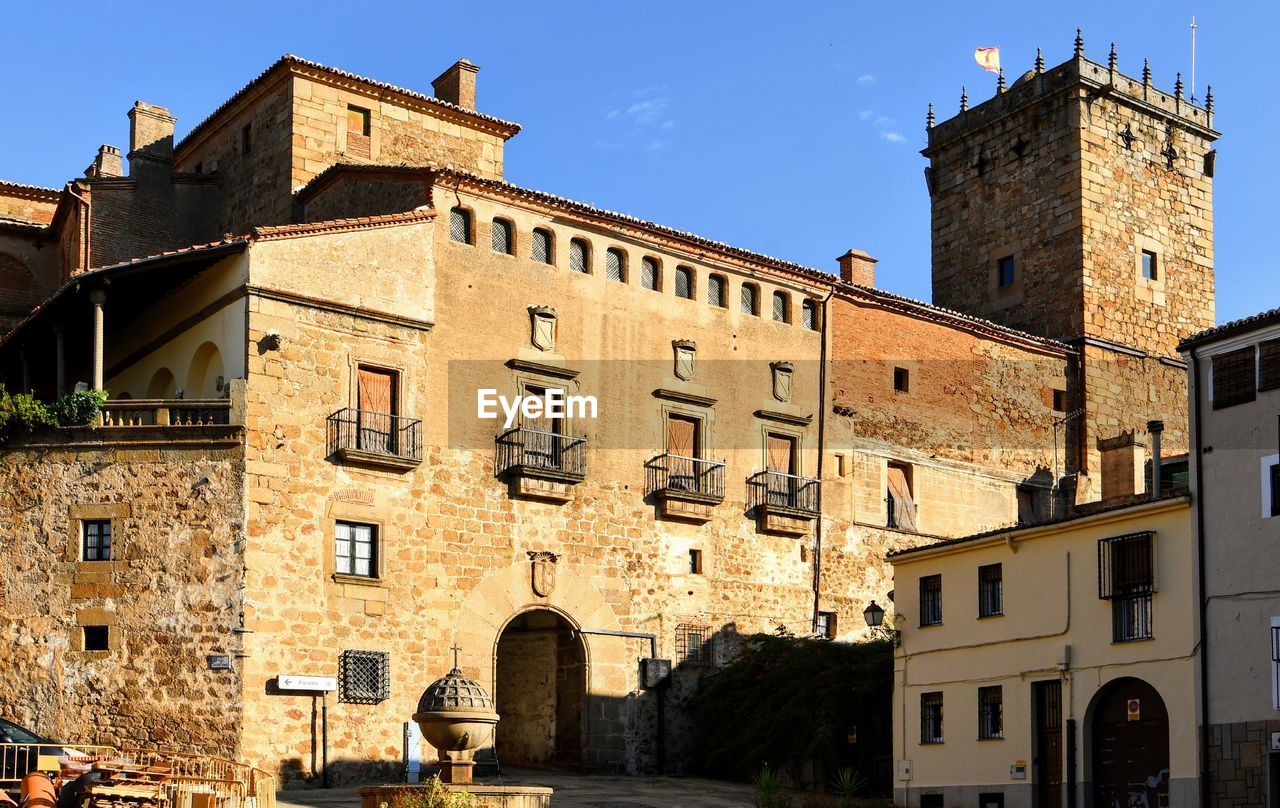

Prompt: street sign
xmin=207 ymin=655 xmax=232 ymax=670
xmin=1127 ymin=698 xmax=1141 ymax=721
xmin=278 ymin=674 xmax=337 ymax=692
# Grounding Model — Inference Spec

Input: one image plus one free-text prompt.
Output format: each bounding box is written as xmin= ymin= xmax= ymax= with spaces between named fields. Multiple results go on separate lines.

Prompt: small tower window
xmin=240 ymin=122 xmax=253 ymax=155
xmin=1052 ymin=389 xmax=1067 ymax=412
xmin=689 ymin=549 xmax=703 ymax=574
xmin=449 ymin=208 xmax=472 ymax=244
xmin=997 ymin=255 xmax=1015 ymax=288
xmin=894 ymin=367 xmax=910 ymax=393
xmin=605 ymin=248 xmax=626 ymax=282
xmin=772 ymin=291 xmax=789 ymax=323
xmin=491 ymin=218 xmax=514 ymax=255
xmin=83 ymin=626 xmax=109 ymax=652
xmin=1141 ymin=250 xmax=1158 ymax=280
xmin=641 ymin=257 xmax=659 ymax=290
xmin=531 ymin=228 xmax=553 ymax=264
xmin=707 ymin=274 xmax=726 ymax=308
xmin=569 ymin=239 xmax=590 ymax=273
xmin=741 ymin=283 xmax=759 ymax=316
xmin=347 ymin=105 xmax=372 ymax=159
xmin=674 ymin=266 xmax=694 ymax=299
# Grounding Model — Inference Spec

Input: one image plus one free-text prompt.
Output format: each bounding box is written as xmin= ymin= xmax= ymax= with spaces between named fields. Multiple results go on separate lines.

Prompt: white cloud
xmin=624 ymin=98 xmax=669 ymax=126
xmin=858 ymin=109 xmax=875 ymax=121
xmin=881 ymin=131 xmax=906 ymax=143
xmin=857 ymin=73 xmax=876 ymax=86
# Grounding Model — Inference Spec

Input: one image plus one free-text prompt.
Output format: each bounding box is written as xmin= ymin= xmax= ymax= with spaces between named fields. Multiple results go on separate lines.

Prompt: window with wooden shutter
xmin=766 ymin=433 xmax=796 ymax=475
xmin=887 ymin=462 xmax=917 ymax=531
xmin=666 ymin=414 xmax=700 ymax=491
xmin=357 ymin=366 xmax=397 ymax=455
xmin=641 ymin=257 xmax=658 ymax=290
xmin=570 ymin=239 xmax=589 ymax=273
xmin=346 ymin=105 xmax=371 ymax=158
xmin=1212 ymin=346 xmax=1257 ymax=409
xmin=1260 ymin=339 xmax=1280 ymax=391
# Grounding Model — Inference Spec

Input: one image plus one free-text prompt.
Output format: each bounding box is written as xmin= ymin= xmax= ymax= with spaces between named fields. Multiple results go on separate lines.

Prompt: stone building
xmin=1181 ymin=307 xmax=1280 ymax=808
xmin=0 ymin=36 xmax=1216 ymax=782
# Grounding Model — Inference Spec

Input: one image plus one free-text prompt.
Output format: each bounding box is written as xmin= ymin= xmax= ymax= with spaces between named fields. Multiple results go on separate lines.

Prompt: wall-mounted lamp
xmin=863 ymin=600 xmax=901 ymax=646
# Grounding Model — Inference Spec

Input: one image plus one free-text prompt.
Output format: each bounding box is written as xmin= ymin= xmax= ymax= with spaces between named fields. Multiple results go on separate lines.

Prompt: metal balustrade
xmin=495 ymin=426 xmax=587 ymax=481
xmin=747 ymin=470 xmax=821 ymax=516
xmin=327 ymin=408 xmax=422 ymax=463
xmin=645 ymin=454 xmax=726 ymax=502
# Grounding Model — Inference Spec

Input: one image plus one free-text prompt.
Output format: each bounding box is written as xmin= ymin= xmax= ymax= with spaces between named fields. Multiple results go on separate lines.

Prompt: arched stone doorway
xmin=1089 ymin=677 xmax=1170 ymax=808
xmin=494 ymin=609 xmax=586 ymax=768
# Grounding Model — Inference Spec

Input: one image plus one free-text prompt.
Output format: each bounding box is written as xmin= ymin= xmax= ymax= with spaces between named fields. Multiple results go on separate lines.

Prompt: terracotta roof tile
xmin=176 ymin=54 xmax=521 ymax=154
xmin=250 ymin=209 xmax=433 ymax=240
xmin=0 ymin=180 xmax=62 ymax=201
xmin=1179 ymin=306 xmax=1280 ymax=350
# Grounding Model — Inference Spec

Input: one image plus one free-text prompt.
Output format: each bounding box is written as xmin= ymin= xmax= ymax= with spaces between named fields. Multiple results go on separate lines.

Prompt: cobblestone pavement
xmin=276 ymin=769 xmax=755 ymax=808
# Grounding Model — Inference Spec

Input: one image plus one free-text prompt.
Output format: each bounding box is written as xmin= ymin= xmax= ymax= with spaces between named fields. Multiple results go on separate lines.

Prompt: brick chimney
xmin=837 ymin=249 xmax=878 ymax=287
xmin=432 ymin=59 xmax=479 ymax=110
xmin=1097 ymin=431 xmax=1148 ymax=504
xmin=88 ymin=145 xmax=124 ymax=178
xmin=127 ymin=101 xmax=175 ymax=172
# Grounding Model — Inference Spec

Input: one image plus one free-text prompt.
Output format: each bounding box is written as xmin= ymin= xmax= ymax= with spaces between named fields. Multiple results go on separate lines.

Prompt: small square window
xmin=1141 ymin=250 xmax=1158 ymax=280
xmin=817 ymin=611 xmax=837 ymax=639
xmin=336 ymin=521 xmax=377 ymax=578
xmin=676 ymin=624 xmax=709 ymax=666
xmin=83 ymin=626 xmax=109 ymax=652
xmin=82 ymin=519 xmax=112 ymax=562
xmin=347 ymin=105 xmax=372 ymax=137
xmin=1052 ymin=389 xmax=1067 ymax=412
xmin=894 ymin=367 xmax=910 ymax=393
xmin=689 ymin=549 xmax=703 ymax=575
xmin=997 ymin=256 xmax=1015 ymax=288
xmin=338 ymin=649 xmax=390 ymax=704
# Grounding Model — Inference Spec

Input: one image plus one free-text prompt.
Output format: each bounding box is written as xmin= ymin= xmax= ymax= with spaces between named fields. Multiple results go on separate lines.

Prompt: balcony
xmin=100 ymin=399 xmax=231 ymax=427
xmin=645 ymin=454 xmax=725 ymax=522
xmin=495 ymin=426 xmax=587 ymax=502
xmin=748 ymin=470 xmax=820 ymax=536
xmin=327 ymin=408 xmax=422 ymax=471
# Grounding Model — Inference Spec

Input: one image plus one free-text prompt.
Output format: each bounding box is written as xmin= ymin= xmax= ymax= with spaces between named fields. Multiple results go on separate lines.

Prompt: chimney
xmin=837 ymin=249 xmax=878 ymax=287
xmin=432 ymin=59 xmax=480 ymax=110
xmin=1097 ymin=431 xmax=1147 ymax=504
xmin=127 ymin=101 xmax=175 ymax=171
xmin=1147 ymin=419 xmax=1165 ymax=497
xmin=87 ymin=145 xmax=123 ymax=178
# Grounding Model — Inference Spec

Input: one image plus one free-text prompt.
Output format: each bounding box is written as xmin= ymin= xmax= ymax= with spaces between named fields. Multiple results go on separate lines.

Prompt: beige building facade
xmin=0 ymin=37 xmax=1217 ymax=784
xmin=1182 ymin=308 xmax=1280 ymax=808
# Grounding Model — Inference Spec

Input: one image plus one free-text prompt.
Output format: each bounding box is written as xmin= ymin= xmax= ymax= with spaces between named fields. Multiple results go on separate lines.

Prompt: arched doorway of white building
xmin=493 ymin=608 xmax=587 ymax=768
xmin=1088 ymin=677 xmax=1170 ymax=808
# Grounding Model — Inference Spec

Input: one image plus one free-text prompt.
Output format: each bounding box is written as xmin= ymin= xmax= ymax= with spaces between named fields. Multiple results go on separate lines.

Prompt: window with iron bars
xmin=339 ymin=650 xmax=390 ymax=704
xmin=491 ymin=218 xmax=514 ymax=255
xmin=920 ymin=574 xmax=942 ymax=626
xmin=1099 ymin=532 xmax=1155 ymax=642
xmin=801 ymin=299 xmax=817 ymax=330
xmin=676 ymin=624 xmax=709 ymax=666
xmin=531 ymin=228 xmax=553 ymax=264
xmin=920 ymin=691 xmax=943 ymax=744
xmin=978 ymin=564 xmax=1003 ymax=618
xmin=978 ymin=686 xmax=1003 ymax=740
xmin=640 ymin=257 xmax=658 ymax=290
xmin=605 ymin=248 xmax=625 ymax=282
xmin=674 ymin=266 xmax=693 ymax=299
xmin=449 ymin=208 xmax=471 ymax=244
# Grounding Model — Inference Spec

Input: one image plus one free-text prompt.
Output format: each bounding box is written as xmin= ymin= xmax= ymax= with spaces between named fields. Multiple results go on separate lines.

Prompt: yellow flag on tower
xmin=974 ymin=47 xmax=1001 ymax=74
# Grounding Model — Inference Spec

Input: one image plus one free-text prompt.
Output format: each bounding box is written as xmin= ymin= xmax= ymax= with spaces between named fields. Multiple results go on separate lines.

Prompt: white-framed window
xmin=336 ymin=520 xmax=377 ymax=578
xmin=1264 ymin=454 xmax=1280 ymax=520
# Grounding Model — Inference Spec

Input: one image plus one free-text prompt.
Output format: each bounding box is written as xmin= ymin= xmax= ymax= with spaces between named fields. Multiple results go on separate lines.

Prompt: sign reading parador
xmin=278 ymin=674 xmax=337 ymax=692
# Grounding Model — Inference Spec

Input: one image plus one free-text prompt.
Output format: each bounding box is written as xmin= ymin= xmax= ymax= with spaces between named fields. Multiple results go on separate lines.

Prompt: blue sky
xmin=2 ymin=1 xmax=1269 ymax=325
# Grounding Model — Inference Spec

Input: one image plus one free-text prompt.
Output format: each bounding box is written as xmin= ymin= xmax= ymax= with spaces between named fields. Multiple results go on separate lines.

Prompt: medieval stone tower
xmin=922 ymin=32 xmax=1219 ymax=497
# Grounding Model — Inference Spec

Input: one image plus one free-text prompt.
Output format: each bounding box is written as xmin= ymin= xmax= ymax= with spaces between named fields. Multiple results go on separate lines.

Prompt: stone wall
xmin=1207 ymin=721 xmax=1277 ymax=808
xmin=0 ymin=428 xmax=246 ymax=753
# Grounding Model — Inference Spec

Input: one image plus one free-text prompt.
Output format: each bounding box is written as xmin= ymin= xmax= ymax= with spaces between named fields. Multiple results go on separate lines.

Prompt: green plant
xmin=51 ymin=389 xmax=108 ymax=426
xmin=753 ymin=765 xmax=791 ymax=808
xmin=831 ymin=767 xmax=868 ymax=807
xmin=382 ymin=778 xmax=478 ymax=808
xmin=0 ymin=386 xmax=55 ymax=438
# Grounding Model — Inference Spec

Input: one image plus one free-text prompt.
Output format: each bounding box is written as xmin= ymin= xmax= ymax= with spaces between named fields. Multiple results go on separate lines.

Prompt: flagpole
xmin=1190 ymin=16 xmax=1198 ymax=104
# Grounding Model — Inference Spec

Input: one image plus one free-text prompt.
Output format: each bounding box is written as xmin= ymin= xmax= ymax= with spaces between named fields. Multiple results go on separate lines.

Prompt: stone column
xmin=90 ymin=290 xmax=106 ymax=391
xmin=54 ymin=324 xmax=66 ymax=398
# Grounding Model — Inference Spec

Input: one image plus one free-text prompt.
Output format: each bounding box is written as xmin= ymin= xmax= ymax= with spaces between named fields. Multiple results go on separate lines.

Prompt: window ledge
xmin=335 ymin=447 xmax=421 ymax=472
xmin=332 ymin=573 xmax=385 ymax=588
xmin=976 ymin=737 xmax=1005 ymax=742
xmin=977 ymin=613 xmax=1005 ymax=620
xmin=1111 ymin=636 xmax=1155 ymax=644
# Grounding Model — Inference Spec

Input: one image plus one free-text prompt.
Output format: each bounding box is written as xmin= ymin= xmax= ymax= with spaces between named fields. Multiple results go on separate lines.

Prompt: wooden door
xmin=1034 ymin=680 xmax=1063 ymax=808
xmin=356 ymin=367 xmax=396 ymax=454
xmin=1092 ymin=678 xmax=1169 ymax=808
xmin=666 ymin=415 xmax=700 ymax=491
xmin=765 ymin=433 xmax=797 ymax=506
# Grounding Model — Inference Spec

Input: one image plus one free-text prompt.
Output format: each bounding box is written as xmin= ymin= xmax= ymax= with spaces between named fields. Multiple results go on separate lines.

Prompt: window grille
xmin=82 ymin=519 xmax=112 ymax=562
xmin=741 ymin=284 xmax=758 ymax=315
xmin=920 ymin=574 xmax=942 ymax=626
xmin=920 ymin=692 xmax=943 ymax=743
xmin=1260 ymin=339 xmax=1280 ymax=392
xmin=531 ymin=229 xmax=552 ymax=264
xmin=978 ymin=686 xmax=1003 ymax=739
xmin=1212 ymin=346 xmax=1257 ymax=409
xmin=707 ymin=275 xmax=725 ymax=307
xmin=772 ymin=291 xmax=788 ymax=322
xmin=491 ymin=219 xmax=513 ymax=255
xmin=605 ymin=248 xmax=625 ymax=282
xmin=801 ymin=299 xmax=817 ymax=330
xmin=676 ymin=624 xmax=709 ymax=665
xmin=978 ymin=564 xmax=1002 ymax=617
xmin=641 ymin=257 xmax=658 ymax=290
xmin=570 ymin=239 xmax=589 ymax=273
xmin=1098 ymin=532 xmax=1155 ymax=599
xmin=1113 ymin=593 xmax=1153 ymax=642
xmin=339 ymin=650 xmax=390 ymax=704
xmin=449 ymin=208 xmax=471 ymax=244
xmin=674 ymin=267 xmax=693 ymax=299
xmin=336 ymin=521 xmax=377 ymax=578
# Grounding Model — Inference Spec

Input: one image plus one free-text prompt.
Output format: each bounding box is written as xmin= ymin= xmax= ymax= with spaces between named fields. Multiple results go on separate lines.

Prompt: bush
xmin=691 ymin=634 xmax=893 ymax=789
xmin=51 ymin=389 xmax=108 ymax=426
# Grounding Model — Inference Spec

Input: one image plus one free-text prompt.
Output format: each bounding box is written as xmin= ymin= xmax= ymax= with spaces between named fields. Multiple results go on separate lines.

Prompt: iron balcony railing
xmin=748 ymin=470 xmax=820 ymax=516
xmin=99 ymin=399 xmax=231 ymax=427
xmin=327 ymin=408 xmax=423 ymax=463
xmin=495 ymin=426 xmax=587 ymax=482
xmin=645 ymin=454 xmax=726 ymax=502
